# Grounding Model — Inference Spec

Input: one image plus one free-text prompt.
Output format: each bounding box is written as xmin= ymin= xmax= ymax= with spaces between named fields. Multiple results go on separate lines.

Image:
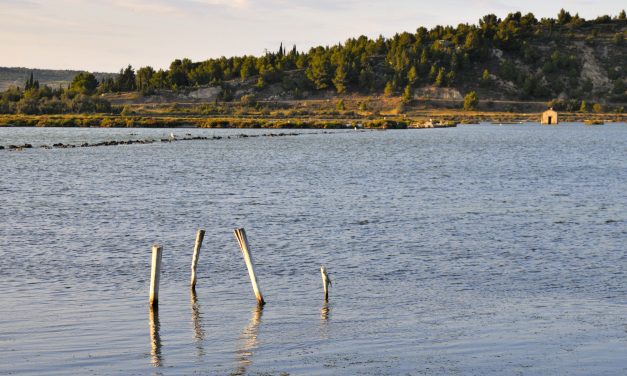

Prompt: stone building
xmin=541 ymin=108 xmax=558 ymax=125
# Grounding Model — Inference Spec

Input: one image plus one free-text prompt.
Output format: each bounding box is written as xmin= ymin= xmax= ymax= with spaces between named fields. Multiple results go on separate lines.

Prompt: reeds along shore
xmin=0 ymin=114 xmax=406 ymax=129
xmin=0 ymin=110 xmax=623 ymax=129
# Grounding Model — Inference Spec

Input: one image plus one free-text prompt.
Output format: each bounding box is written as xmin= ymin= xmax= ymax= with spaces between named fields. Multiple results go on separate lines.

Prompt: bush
xmin=240 ymin=94 xmax=257 ymax=106
xmin=121 ymin=105 xmax=133 ymax=116
xmin=592 ymin=103 xmax=603 ymax=113
xmin=463 ymin=91 xmax=478 ymax=111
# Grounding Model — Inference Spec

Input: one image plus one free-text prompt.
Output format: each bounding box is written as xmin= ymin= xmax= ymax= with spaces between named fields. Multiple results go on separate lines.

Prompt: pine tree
xmin=435 ymin=67 xmax=446 ymax=86
xmin=401 ymin=85 xmax=413 ymax=103
xmin=25 ymin=72 xmax=34 ymax=90
xmin=278 ymin=42 xmax=284 ymax=57
xmin=333 ymin=64 xmax=348 ymax=94
xmin=407 ymin=66 xmax=418 ymax=86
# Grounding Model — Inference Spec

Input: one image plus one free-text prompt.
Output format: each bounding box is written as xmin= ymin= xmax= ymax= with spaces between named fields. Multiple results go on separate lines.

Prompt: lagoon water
xmin=1 ymin=123 xmax=626 ymax=375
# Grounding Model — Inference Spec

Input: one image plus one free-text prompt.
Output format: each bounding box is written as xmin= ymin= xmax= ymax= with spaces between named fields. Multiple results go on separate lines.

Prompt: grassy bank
xmin=0 ymin=114 xmax=413 ymax=129
xmin=0 ymin=107 xmax=624 ymax=129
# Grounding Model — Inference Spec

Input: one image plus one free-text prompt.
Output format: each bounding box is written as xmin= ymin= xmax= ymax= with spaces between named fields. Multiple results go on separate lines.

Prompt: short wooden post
xmin=149 ymin=244 xmax=163 ymax=307
xmin=190 ymin=229 xmax=205 ymax=290
xmin=321 ymin=266 xmax=331 ymax=301
xmin=233 ymin=228 xmax=265 ymax=305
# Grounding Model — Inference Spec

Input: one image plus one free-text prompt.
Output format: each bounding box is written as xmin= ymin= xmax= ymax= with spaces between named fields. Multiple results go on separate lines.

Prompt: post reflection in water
xmin=190 ymin=290 xmax=205 ymax=357
xmin=149 ymin=306 xmax=163 ymax=367
xmin=320 ymin=302 xmax=330 ymax=339
xmin=233 ymin=304 xmax=264 ymax=376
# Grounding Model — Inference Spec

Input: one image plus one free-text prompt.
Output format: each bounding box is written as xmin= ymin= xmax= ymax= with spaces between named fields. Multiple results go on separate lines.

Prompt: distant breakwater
xmin=0 ymin=131 xmax=313 ymax=151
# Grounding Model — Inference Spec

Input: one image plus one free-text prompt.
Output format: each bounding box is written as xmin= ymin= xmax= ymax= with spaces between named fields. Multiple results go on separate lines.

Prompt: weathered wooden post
xmin=190 ymin=229 xmax=205 ymax=290
xmin=149 ymin=244 xmax=163 ymax=307
xmin=320 ymin=266 xmax=331 ymax=301
xmin=233 ymin=228 xmax=265 ymax=305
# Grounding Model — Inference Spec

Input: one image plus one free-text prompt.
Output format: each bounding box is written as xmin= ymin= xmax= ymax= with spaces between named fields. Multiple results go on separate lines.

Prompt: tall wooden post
xmin=233 ymin=228 xmax=265 ymax=305
xmin=190 ymin=229 xmax=205 ymax=290
xmin=321 ymin=265 xmax=331 ymax=301
xmin=149 ymin=244 xmax=163 ymax=307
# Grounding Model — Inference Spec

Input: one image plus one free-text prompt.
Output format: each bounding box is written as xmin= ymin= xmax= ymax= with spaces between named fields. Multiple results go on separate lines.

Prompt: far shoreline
xmin=0 ymin=109 xmax=625 ymax=129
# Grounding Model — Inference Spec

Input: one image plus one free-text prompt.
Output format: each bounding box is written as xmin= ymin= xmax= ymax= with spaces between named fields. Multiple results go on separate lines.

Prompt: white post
xmin=233 ymin=228 xmax=265 ymax=305
xmin=321 ymin=266 xmax=331 ymax=301
xmin=149 ymin=244 xmax=163 ymax=307
xmin=190 ymin=229 xmax=205 ymax=290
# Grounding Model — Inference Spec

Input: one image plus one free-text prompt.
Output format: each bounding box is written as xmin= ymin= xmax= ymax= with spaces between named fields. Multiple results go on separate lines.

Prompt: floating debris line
xmin=1 ymin=131 xmax=320 ymax=151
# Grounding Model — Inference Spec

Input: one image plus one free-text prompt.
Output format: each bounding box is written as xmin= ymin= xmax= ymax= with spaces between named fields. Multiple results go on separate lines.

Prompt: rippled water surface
xmin=1 ymin=123 xmax=626 ymax=375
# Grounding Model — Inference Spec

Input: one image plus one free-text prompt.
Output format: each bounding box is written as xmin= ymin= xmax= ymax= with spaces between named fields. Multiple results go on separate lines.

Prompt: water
xmin=1 ymin=123 xmax=626 ymax=375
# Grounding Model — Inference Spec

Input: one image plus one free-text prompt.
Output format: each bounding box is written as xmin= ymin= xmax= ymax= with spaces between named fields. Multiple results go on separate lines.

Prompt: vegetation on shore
xmin=0 ymin=9 xmax=625 ymax=122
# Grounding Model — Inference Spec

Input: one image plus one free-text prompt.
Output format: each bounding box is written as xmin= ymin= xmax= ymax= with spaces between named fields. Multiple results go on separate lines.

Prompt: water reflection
xmin=233 ymin=304 xmax=264 ymax=376
xmin=190 ymin=290 xmax=205 ymax=357
xmin=149 ymin=306 xmax=163 ymax=367
xmin=320 ymin=302 xmax=330 ymax=339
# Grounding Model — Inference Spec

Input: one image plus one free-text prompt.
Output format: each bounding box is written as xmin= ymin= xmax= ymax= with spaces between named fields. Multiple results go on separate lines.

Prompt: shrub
xmin=463 ymin=91 xmax=478 ymax=111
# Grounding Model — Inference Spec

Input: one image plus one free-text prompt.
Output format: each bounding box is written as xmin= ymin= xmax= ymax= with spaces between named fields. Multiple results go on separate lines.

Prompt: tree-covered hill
xmin=1 ymin=9 xmax=626 ymax=116
xmin=107 ymin=9 xmax=626 ymax=105
xmin=0 ymin=67 xmax=115 ymax=92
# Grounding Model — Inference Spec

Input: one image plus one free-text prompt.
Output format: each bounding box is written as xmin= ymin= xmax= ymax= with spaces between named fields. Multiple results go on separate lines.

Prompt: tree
xmin=70 ymin=72 xmax=99 ymax=95
xmin=306 ymin=47 xmax=332 ymax=90
xmin=407 ymin=66 xmax=418 ymax=86
xmin=333 ymin=63 xmax=348 ymax=94
xmin=136 ymin=66 xmax=155 ymax=92
xmin=240 ymin=58 xmax=257 ymax=81
xmin=463 ymin=91 xmax=478 ymax=110
xmin=384 ymin=81 xmax=394 ymax=97
xmin=580 ymin=100 xmax=588 ymax=112
xmin=557 ymin=9 xmax=572 ymax=25
xmin=116 ymin=65 xmax=137 ymax=92
xmin=401 ymin=85 xmax=413 ymax=103
xmin=25 ymin=72 xmax=34 ymax=90
xmin=434 ymin=67 xmax=446 ymax=86
xmin=619 ymin=10 xmax=626 ymax=20
xmin=168 ymin=60 xmax=189 ymax=89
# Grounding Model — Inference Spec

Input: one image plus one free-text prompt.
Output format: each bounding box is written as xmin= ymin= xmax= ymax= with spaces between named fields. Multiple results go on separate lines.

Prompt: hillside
xmin=1 ymin=9 xmax=626 ymax=117
xmin=105 ymin=10 xmax=626 ymax=110
xmin=0 ymin=67 xmax=115 ymax=92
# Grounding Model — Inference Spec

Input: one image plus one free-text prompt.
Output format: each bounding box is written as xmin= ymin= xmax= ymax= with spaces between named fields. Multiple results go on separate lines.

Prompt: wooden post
xmin=190 ymin=229 xmax=205 ymax=290
xmin=149 ymin=244 xmax=163 ymax=307
xmin=233 ymin=228 xmax=265 ymax=305
xmin=321 ymin=265 xmax=331 ymax=301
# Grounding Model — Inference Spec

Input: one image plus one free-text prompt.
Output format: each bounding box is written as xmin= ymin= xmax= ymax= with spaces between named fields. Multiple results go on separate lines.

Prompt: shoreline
xmin=0 ymin=111 xmax=625 ymax=129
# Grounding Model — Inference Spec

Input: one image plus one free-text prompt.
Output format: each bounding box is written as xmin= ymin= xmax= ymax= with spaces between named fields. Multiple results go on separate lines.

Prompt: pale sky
xmin=0 ymin=0 xmax=624 ymax=72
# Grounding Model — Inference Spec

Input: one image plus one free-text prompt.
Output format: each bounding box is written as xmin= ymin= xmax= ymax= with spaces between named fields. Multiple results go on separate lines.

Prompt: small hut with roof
xmin=541 ymin=108 xmax=558 ymax=125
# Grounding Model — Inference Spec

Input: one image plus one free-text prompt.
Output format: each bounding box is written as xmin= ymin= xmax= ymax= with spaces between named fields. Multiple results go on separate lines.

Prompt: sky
xmin=0 ymin=0 xmax=625 ymax=72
